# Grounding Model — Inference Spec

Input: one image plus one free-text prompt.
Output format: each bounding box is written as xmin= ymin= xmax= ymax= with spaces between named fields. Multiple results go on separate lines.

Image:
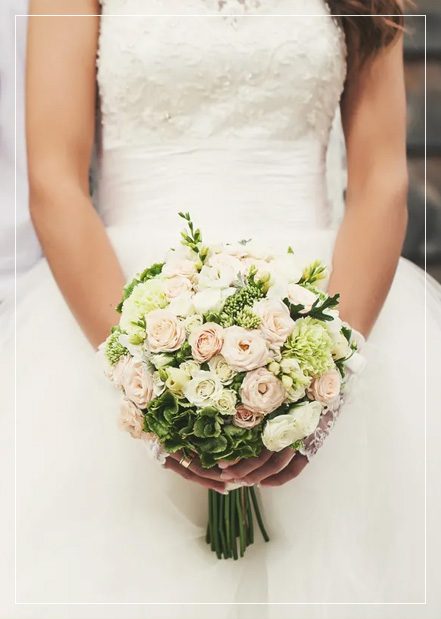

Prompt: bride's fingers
xmin=169 ymin=452 xmax=224 ymax=481
xmin=260 ymin=454 xmax=309 ymax=487
xmin=164 ymin=458 xmax=226 ymax=493
xmin=242 ymin=449 xmax=295 ymax=485
xmin=219 ymin=449 xmax=273 ymax=480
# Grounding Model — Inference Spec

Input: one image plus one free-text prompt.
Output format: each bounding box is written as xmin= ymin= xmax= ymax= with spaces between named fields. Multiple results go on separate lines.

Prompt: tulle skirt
xmin=1 ymin=224 xmax=441 ymax=619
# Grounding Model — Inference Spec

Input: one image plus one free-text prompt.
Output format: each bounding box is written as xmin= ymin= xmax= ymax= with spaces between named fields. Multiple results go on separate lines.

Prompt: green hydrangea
xmin=119 ymin=278 xmax=168 ymax=337
xmin=282 ymin=317 xmax=334 ymax=376
xmin=104 ymin=328 xmax=128 ymax=366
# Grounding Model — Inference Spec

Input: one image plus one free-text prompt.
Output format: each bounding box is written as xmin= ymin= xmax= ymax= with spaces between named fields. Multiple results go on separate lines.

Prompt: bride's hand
xmin=219 ymin=448 xmax=308 ymax=487
xmin=163 ymin=452 xmax=227 ymax=493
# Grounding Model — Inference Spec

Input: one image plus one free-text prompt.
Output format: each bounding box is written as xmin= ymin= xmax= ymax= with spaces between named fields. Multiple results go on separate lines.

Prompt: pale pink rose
xmin=118 ymin=398 xmax=145 ymax=439
xmin=221 ymin=326 xmax=270 ymax=372
xmin=233 ymin=405 xmax=264 ymax=429
xmin=287 ymin=284 xmax=318 ymax=313
xmin=146 ymin=309 xmax=186 ymax=353
xmin=188 ymin=322 xmax=224 ymax=363
xmin=307 ymin=369 xmax=341 ymax=405
xmin=253 ymin=299 xmax=295 ymax=347
xmin=162 ymin=258 xmax=197 ymax=280
xmin=164 ymin=276 xmax=193 ymax=300
xmin=111 ymin=354 xmax=131 ymax=387
xmin=121 ymin=358 xmax=155 ymax=408
xmin=240 ymin=367 xmax=286 ymax=414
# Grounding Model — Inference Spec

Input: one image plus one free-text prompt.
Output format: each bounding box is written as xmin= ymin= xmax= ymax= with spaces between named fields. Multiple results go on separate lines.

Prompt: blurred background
xmin=404 ymin=2 xmax=441 ymax=281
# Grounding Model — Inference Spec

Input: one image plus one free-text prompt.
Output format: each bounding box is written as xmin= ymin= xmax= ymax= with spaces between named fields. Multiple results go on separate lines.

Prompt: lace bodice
xmin=95 ymin=0 xmax=347 ymax=240
xmin=97 ymin=0 xmax=346 ymax=150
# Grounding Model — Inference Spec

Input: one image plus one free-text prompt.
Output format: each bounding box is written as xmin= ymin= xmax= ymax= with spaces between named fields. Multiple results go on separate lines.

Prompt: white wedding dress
xmin=2 ymin=1 xmax=441 ymax=617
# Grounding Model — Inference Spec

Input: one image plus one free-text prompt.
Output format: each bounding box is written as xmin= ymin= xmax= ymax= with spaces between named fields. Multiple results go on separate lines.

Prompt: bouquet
xmin=102 ymin=213 xmax=363 ymax=559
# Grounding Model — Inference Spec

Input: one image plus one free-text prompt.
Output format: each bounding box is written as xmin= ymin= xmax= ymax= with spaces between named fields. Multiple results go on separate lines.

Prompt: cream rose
xmin=119 ymin=358 xmax=155 ymax=408
xmin=183 ymin=370 xmax=223 ymax=408
xmin=118 ymin=398 xmax=145 ymax=439
xmin=164 ymin=276 xmax=193 ymax=300
xmin=208 ymin=355 xmax=237 ymax=385
xmin=188 ymin=322 xmax=224 ymax=363
xmin=307 ymin=369 xmax=341 ymax=405
xmin=145 ymin=309 xmax=186 ymax=353
xmin=214 ymin=389 xmax=237 ymax=415
xmin=111 ymin=354 xmax=131 ymax=387
xmin=179 ymin=359 xmax=201 ymax=378
xmin=162 ymin=256 xmax=198 ymax=280
xmin=253 ymin=299 xmax=295 ymax=347
xmin=221 ymin=326 xmax=270 ymax=372
xmin=286 ymin=283 xmax=318 ymax=313
xmin=240 ymin=367 xmax=286 ymax=415
xmin=262 ymin=401 xmax=322 ymax=451
xmin=233 ymin=405 xmax=264 ymax=429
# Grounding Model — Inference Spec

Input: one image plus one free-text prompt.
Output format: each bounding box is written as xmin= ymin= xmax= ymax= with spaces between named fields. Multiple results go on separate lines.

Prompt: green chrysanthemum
xmin=119 ymin=278 xmax=168 ymax=337
xmin=282 ymin=317 xmax=334 ymax=376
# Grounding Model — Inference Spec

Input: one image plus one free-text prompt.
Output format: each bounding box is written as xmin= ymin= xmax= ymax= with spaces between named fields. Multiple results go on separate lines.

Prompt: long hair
xmin=327 ymin=0 xmax=406 ymax=67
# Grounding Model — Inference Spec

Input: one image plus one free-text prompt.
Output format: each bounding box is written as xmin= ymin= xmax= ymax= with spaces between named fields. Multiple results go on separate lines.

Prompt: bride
xmin=2 ymin=0 xmax=441 ymax=616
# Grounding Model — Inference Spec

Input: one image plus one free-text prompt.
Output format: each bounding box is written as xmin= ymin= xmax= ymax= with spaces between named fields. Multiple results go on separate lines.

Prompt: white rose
xmin=286 ymin=284 xmax=318 ymax=313
xmin=165 ymin=367 xmax=191 ymax=396
xmin=188 ymin=322 xmax=224 ymax=363
xmin=240 ymin=367 xmax=286 ymax=414
xmin=162 ymin=255 xmax=198 ymax=280
xmin=192 ymin=289 xmax=223 ymax=314
xmin=119 ymin=357 xmax=155 ymax=408
xmin=148 ymin=352 xmax=174 ymax=369
xmin=198 ymin=263 xmax=236 ymax=290
xmin=184 ymin=313 xmax=204 ymax=334
xmin=164 ymin=276 xmax=193 ymax=300
xmin=214 ymin=389 xmax=237 ymax=415
xmin=167 ymin=291 xmax=195 ymax=317
xmin=221 ymin=326 xmax=270 ymax=372
xmin=179 ymin=359 xmax=201 ymax=378
xmin=253 ymin=299 xmax=295 ymax=347
xmin=183 ymin=370 xmax=223 ymax=408
xmin=307 ymin=369 xmax=341 ymax=405
xmin=262 ymin=401 xmax=322 ymax=451
xmin=145 ymin=309 xmax=186 ymax=353
xmin=118 ymin=398 xmax=145 ymax=439
xmin=207 ymin=253 xmax=242 ymax=279
xmin=208 ymin=355 xmax=237 ymax=385
xmin=331 ymin=331 xmax=352 ymax=360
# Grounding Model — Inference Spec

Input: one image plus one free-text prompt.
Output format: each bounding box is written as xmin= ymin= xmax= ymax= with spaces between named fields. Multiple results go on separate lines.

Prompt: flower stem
xmin=249 ymin=486 xmax=270 ymax=542
xmin=235 ymin=489 xmax=246 ymax=557
xmin=230 ymin=489 xmax=238 ymax=560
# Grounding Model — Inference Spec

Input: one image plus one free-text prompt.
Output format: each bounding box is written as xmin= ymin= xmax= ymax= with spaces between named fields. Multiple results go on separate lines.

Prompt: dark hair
xmin=327 ymin=0 xmax=405 ymax=67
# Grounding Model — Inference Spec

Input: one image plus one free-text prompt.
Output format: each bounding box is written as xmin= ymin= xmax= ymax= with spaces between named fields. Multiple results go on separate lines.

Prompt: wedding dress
xmin=2 ymin=1 xmax=441 ymax=617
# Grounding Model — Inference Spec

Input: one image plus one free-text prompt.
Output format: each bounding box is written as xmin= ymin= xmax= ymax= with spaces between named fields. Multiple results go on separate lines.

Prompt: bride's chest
xmin=97 ymin=0 xmax=347 ymax=146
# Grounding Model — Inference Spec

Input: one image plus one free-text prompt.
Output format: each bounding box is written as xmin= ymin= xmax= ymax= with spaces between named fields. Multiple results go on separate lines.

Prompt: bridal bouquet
xmin=102 ymin=213 xmax=363 ymax=559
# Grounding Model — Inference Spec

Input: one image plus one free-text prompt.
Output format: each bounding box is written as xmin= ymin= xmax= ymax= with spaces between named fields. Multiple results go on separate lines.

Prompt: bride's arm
xmin=327 ymin=34 xmax=408 ymax=338
xmin=27 ymin=0 xmax=125 ymax=348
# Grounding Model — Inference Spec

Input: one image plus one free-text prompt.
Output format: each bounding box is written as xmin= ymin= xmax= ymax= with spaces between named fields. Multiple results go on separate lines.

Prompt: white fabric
xmin=1 ymin=1 xmax=441 ymax=617
xmin=0 ymin=4 xmax=41 ymax=304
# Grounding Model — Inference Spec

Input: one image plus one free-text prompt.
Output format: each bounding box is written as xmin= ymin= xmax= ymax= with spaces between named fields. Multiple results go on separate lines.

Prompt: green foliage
xmin=116 ymin=262 xmax=164 ymax=313
xmin=143 ymin=386 xmax=265 ymax=468
xmin=178 ymin=211 xmax=203 ymax=253
xmin=193 ymin=407 xmax=223 ymax=438
xmin=298 ymin=260 xmax=327 ymax=286
xmin=104 ymin=327 xmax=128 ymax=365
xmin=285 ymin=292 xmax=340 ymax=322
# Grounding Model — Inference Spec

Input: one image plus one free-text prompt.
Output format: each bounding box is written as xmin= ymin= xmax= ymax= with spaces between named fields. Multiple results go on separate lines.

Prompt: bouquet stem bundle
xmin=206 ymin=487 xmax=269 ymax=559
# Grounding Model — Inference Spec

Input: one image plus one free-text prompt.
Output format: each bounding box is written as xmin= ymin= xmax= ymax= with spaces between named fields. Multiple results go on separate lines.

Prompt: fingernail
xmin=218 ymin=462 xmax=230 ymax=469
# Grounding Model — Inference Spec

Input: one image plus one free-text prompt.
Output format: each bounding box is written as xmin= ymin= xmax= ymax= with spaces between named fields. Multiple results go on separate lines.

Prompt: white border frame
xmin=13 ymin=10 xmax=428 ymax=608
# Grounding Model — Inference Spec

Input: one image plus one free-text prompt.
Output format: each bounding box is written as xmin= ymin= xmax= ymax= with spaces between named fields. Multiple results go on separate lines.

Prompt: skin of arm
xmin=328 ymin=34 xmax=408 ymax=338
xmin=27 ymin=0 xmax=125 ymax=349
xmin=220 ymin=33 xmax=409 ymax=486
